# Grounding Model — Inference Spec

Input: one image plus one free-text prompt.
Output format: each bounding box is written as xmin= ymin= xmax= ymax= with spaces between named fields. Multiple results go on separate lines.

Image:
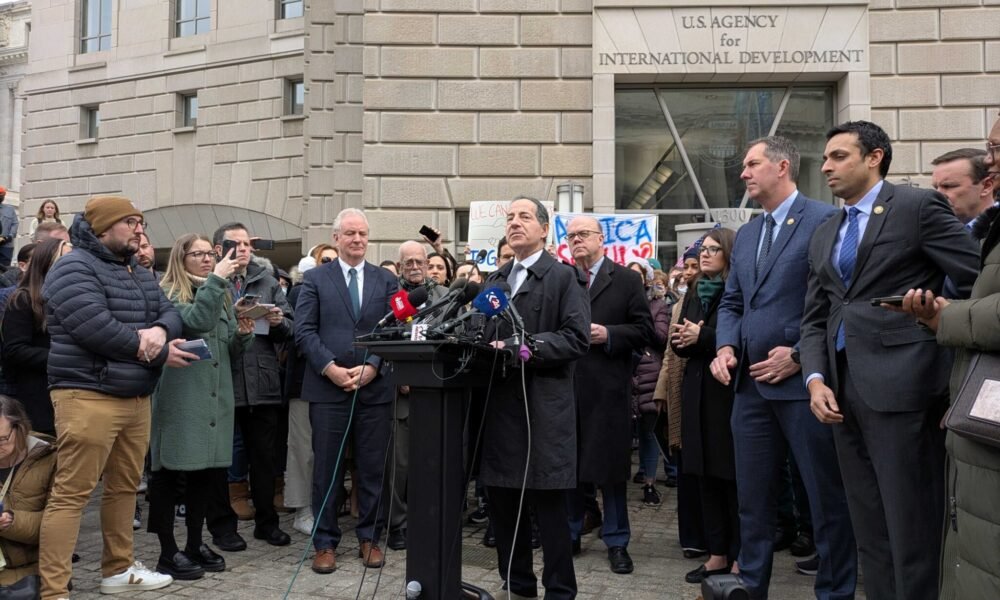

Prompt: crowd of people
xmin=0 ymin=115 xmax=993 ymax=600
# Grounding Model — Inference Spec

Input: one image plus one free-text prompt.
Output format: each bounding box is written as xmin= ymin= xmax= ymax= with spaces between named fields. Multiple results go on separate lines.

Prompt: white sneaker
xmin=100 ymin=561 xmax=173 ymax=594
xmin=293 ymin=511 xmax=314 ymax=536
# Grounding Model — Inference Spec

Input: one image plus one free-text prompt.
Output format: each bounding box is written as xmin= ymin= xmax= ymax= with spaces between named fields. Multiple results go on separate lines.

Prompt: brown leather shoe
xmin=358 ymin=541 xmax=384 ymax=568
xmin=311 ymin=548 xmax=337 ymax=574
xmin=228 ymin=481 xmax=255 ymax=521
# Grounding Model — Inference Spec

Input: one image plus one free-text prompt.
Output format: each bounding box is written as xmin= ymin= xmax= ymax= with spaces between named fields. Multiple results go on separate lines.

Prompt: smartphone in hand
xmin=419 ymin=225 xmax=439 ymax=243
xmin=870 ymin=295 xmax=906 ymax=307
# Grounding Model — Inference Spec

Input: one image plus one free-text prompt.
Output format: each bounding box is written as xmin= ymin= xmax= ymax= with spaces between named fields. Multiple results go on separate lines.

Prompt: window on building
xmin=181 ymin=94 xmax=198 ymax=128
xmin=454 ymin=210 xmax=470 ymax=245
xmin=615 ymin=86 xmax=835 ymax=265
xmin=81 ymin=106 xmax=100 ymax=139
xmin=176 ymin=0 xmax=210 ymax=37
xmin=80 ymin=0 xmax=112 ymax=53
xmin=286 ymin=79 xmax=304 ymax=116
xmin=279 ymin=0 xmax=303 ymax=19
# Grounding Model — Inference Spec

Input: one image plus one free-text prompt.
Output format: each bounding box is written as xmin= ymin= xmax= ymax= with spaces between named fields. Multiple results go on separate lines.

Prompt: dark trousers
xmin=675 ymin=450 xmax=707 ymax=551
xmin=731 ymin=382 xmax=857 ymax=600
xmin=488 ymin=486 xmax=576 ymax=600
xmin=566 ymin=480 xmax=630 ymax=548
xmin=698 ymin=474 xmax=739 ymax=562
xmin=834 ymin=354 xmax=945 ymax=600
xmin=209 ymin=405 xmax=281 ymax=535
xmin=310 ymin=399 xmax=392 ymax=550
xmin=148 ymin=467 xmax=228 ymax=556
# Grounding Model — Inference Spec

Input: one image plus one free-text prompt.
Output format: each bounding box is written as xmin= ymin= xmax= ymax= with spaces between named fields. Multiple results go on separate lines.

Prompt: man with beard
xmin=38 ymin=195 xmax=188 ymax=598
xmin=136 ymin=231 xmax=160 ymax=280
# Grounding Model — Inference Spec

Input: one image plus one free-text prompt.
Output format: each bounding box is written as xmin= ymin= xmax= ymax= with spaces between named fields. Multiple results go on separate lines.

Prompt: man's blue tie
xmin=348 ymin=267 xmax=361 ymax=320
xmin=835 ymin=207 xmax=861 ymax=351
xmin=756 ymin=214 xmax=775 ymax=278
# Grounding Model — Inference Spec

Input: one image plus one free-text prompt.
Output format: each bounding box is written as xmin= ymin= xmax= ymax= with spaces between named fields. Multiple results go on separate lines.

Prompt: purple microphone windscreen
xmin=472 ymin=286 xmax=509 ymax=317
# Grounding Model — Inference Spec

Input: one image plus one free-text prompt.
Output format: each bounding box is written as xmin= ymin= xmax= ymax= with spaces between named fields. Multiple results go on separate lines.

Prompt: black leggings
xmin=148 ymin=467 xmax=228 ymax=557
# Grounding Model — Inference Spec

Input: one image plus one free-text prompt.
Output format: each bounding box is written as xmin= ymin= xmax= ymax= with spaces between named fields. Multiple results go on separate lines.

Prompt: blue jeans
xmin=227 ymin=422 xmax=248 ymax=483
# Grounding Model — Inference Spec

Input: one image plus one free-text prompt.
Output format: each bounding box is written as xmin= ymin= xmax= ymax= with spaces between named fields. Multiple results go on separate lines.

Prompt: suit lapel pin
xmin=786 ymin=218 xmax=795 ymax=225
xmin=874 ymin=205 xmax=884 ymax=215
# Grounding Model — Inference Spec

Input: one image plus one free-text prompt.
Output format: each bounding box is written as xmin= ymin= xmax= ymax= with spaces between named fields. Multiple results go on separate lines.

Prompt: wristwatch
xmin=790 ymin=349 xmax=801 ymax=365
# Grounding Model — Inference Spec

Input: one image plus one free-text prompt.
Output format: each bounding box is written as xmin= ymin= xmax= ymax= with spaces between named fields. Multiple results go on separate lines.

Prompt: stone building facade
xmin=0 ymin=0 xmax=29 ymax=203
xmin=16 ymin=0 xmax=1000 ymax=266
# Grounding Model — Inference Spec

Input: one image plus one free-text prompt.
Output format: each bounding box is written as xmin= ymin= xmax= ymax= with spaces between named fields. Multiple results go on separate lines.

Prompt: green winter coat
xmin=150 ymin=273 xmax=253 ymax=471
xmin=937 ymin=216 xmax=1000 ymax=599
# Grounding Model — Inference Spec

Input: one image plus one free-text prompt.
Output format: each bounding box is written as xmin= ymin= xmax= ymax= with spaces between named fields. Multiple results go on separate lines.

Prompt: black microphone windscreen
xmin=461 ymin=281 xmax=481 ymax=303
xmin=407 ymin=286 xmax=429 ymax=306
xmin=496 ymin=281 xmax=512 ymax=295
xmin=448 ymin=278 xmax=466 ymax=292
xmin=476 ymin=249 xmax=488 ymax=261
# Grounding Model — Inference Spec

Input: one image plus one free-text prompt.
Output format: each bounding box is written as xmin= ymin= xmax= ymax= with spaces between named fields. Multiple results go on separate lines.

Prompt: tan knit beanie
xmin=84 ymin=195 xmax=143 ymax=235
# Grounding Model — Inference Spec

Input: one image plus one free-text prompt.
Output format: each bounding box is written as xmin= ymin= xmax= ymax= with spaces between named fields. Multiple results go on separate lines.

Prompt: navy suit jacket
xmin=716 ymin=193 xmax=837 ymax=400
xmin=799 ymin=181 xmax=980 ymax=412
xmin=294 ymin=259 xmax=398 ymax=405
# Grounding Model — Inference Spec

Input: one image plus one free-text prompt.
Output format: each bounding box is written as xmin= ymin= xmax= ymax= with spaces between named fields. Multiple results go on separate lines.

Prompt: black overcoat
xmin=479 ymin=251 xmax=591 ymax=490
xmin=575 ymin=258 xmax=653 ymax=485
xmin=672 ymin=284 xmax=736 ymax=481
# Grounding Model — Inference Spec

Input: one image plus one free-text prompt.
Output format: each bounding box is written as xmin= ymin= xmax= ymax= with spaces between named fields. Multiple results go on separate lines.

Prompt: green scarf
xmin=696 ymin=275 xmax=725 ymax=312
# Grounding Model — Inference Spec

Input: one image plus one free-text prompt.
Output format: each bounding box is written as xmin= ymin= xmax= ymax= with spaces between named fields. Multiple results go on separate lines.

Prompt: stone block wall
xmin=870 ymin=1 xmax=999 ymax=184
xmin=361 ymin=0 xmax=594 ymax=259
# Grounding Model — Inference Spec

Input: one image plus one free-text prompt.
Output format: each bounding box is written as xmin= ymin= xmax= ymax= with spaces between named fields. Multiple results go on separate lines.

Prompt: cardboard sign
xmin=553 ymin=213 xmax=658 ymax=266
xmin=466 ymin=200 xmax=555 ymax=271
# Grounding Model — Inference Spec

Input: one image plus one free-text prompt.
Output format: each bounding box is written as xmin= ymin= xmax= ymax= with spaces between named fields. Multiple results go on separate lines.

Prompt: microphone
xmin=432 ymin=286 xmax=507 ymax=335
xmin=495 ymin=282 xmax=526 ymax=333
xmin=432 ymin=280 xmax=481 ymax=325
xmin=376 ymin=287 xmax=428 ymax=327
xmin=411 ymin=279 xmax=470 ymax=323
xmin=476 ymin=248 xmax=488 ymax=262
xmin=471 ymin=286 xmax=509 ymax=317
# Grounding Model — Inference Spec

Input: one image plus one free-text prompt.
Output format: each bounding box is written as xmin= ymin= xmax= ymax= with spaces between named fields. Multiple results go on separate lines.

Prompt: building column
xmin=0 ymin=83 xmax=14 ymax=190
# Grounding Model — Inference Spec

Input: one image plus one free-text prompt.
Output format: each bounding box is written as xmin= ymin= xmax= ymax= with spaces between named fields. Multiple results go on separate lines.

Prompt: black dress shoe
xmin=682 ymin=548 xmax=708 ymax=559
xmin=684 ymin=563 xmax=731 ymax=584
xmin=790 ymin=533 xmax=816 ymax=557
xmin=184 ymin=543 xmax=226 ymax=572
xmin=773 ymin=527 xmax=796 ymax=552
xmin=482 ymin=521 xmax=496 ymax=548
xmin=387 ymin=528 xmax=407 ymax=551
xmin=608 ymin=546 xmax=633 ymax=574
xmin=212 ymin=532 xmax=247 ymax=552
xmin=571 ymin=539 xmax=581 ymax=556
xmin=156 ymin=551 xmax=205 ymax=580
xmin=254 ymin=526 xmax=291 ymax=546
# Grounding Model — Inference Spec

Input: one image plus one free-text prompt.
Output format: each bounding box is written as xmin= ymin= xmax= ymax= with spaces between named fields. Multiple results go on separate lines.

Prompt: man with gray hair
xmin=386 ymin=240 xmax=446 ymax=551
xmin=295 ymin=208 xmax=399 ymax=573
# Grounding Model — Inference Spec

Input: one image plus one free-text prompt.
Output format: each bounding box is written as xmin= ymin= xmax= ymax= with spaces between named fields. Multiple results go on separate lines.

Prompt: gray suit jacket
xmin=799 ymin=181 xmax=980 ymax=412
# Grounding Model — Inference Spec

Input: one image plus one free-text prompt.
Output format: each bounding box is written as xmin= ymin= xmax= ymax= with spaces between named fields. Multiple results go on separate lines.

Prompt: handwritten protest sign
xmin=553 ymin=213 xmax=658 ymax=266
xmin=467 ymin=200 xmax=555 ymax=271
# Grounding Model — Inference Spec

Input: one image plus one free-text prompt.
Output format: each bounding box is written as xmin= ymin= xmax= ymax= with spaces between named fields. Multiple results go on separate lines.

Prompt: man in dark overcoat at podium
xmin=481 ymin=197 xmax=590 ymax=600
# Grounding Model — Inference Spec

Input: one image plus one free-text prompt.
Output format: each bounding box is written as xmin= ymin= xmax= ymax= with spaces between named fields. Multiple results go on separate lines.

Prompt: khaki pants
xmin=39 ymin=389 xmax=150 ymax=600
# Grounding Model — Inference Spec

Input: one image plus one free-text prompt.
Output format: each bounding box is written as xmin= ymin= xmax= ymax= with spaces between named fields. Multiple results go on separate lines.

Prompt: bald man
xmin=565 ymin=216 xmax=652 ymax=573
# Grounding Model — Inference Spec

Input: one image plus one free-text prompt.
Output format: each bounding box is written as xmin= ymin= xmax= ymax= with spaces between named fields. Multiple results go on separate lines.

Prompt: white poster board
xmin=467 ymin=200 xmax=555 ymax=271
xmin=553 ymin=212 xmax=658 ymax=266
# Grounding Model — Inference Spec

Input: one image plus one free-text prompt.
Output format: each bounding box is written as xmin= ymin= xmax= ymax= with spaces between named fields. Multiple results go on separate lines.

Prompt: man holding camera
xmin=207 ymin=222 xmax=293 ymax=551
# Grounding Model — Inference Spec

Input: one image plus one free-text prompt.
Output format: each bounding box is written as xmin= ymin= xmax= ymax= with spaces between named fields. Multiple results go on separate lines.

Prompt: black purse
xmin=0 ymin=575 xmax=40 ymax=600
xmin=945 ymin=352 xmax=1000 ymax=448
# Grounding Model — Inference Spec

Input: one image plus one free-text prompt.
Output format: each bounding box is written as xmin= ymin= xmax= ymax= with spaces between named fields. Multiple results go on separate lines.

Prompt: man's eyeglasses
xmin=699 ymin=246 xmax=724 ymax=256
xmin=124 ymin=218 xmax=147 ymax=230
xmin=401 ymin=259 xmax=425 ymax=267
xmin=185 ymin=250 xmax=215 ymax=260
xmin=987 ymin=142 xmax=1000 ymax=159
xmin=565 ymin=230 xmax=602 ymax=242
